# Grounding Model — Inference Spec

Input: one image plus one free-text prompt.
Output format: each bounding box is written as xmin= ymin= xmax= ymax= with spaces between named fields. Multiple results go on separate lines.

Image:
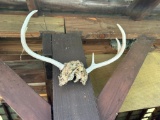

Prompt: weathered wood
xmin=1 ymin=0 xmax=160 ymax=17
xmin=42 ymin=33 xmax=52 ymax=56
xmin=3 ymin=60 xmax=45 ymax=83
xmin=26 ymin=0 xmax=38 ymax=16
xmin=86 ymin=51 xmax=160 ymax=112
xmin=0 ymin=15 xmax=160 ymax=40
xmin=0 ymin=38 xmax=42 ymax=54
xmin=0 ymin=60 xmax=51 ymax=120
xmin=52 ymin=33 xmax=100 ymax=120
xmin=0 ymin=15 xmax=64 ymax=38
xmin=65 ymin=16 xmax=160 ymax=39
xmin=38 ymin=0 xmax=128 ymax=15
xmin=14 ymin=69 xmax=45 ymax=83
xmin=128 ymin=0 xmax=160 ymax=20
xmin=98 ymin=35 xmax=155 ymax=120
xmin=0 ymin=37 xmax=159 ymax=55
xmin=5 ymin=60 xmax=43 ymax=70
xmin=31 ymin=86 xmax=46 ymax=94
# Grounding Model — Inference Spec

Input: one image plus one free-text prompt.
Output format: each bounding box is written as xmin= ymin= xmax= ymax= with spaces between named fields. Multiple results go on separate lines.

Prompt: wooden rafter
xmin=98 ymin=35 xmax=155 ymax=120
xmin=51 ymin=33 xmax=100 ymax=120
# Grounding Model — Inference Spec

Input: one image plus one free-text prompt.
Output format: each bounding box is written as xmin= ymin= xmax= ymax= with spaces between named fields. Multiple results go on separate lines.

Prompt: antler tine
xmin=86 ymin=24 xmax=126 ymax=73
xmin=116 ymin=38 xmax=121 ymax=53
xmin=21 ymin=10 xmax=64 ymax=70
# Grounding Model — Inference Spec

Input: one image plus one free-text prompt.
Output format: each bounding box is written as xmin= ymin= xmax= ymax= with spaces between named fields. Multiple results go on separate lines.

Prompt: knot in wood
xmin=58 ymin=60 xmax=88 ymax=86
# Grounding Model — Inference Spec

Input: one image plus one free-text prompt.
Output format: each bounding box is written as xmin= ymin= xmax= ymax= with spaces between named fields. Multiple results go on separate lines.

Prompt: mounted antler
xmin=21 ymin=10 xmax=64 ymax=70
xmin=21 ymin=10 xmax=126 ymax=86
xmin=86 ymin=24 xmax=126 ymax=73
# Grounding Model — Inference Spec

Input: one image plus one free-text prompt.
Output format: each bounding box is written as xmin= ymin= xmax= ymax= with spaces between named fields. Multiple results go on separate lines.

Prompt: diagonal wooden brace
xmin=0 ymin=61 xmax=51 ymax=120
xmin=98 ymin=35 xmax=155 ymax=120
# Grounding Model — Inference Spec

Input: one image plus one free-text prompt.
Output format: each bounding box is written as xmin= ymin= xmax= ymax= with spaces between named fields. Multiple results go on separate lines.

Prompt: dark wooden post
xmin=51 ymin=33 xmax=100 ymax=120
xmin=98 ymin=35 xmax=155 ymax=120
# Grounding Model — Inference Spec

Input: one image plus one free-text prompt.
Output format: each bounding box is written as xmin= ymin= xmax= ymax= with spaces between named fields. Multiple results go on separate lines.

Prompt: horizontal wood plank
xmin=0 ymin=38 xmax=159 ymax=55
xmin=3 ymin=60 xmax=45 ymax=83
xmin=65 ymin=16 xmax=160 ymax=39
xmin=0 ymin=15 xmax=160 ymax=40
xmin=0 ymin=14 xmax=64 ymax=38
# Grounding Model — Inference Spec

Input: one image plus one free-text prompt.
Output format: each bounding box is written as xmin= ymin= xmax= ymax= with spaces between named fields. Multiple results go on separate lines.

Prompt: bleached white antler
xmin=86 ymin=24 xmax=126 ymax=73
xmin=21 ymin=10 xmax=64 ymax=70
xmin=21 ymin=10 xmax=126 ymax=86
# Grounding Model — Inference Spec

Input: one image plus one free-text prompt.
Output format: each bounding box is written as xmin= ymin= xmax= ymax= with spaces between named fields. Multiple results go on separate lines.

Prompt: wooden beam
xmin=26 ymin=0 xmax=38 ymax=16
xmin=0 ymin=15 xmax=64 ymax=38
xmin=98 ymin=35 xmax=155 ymax=120
xmin=65 ymin=16 xmax=160 ymax=40
xmin=4 ymin=60 xmax=45 ymax=83
xmin=0 ymin=15 xmax=160 ymax=40
xmin=51 ymin=33 xmax=100 ymax=120
xmin=128 ymin=0 xmax=160 ymax=20
xmin=0 ymin=60 xmax=51 ymax=120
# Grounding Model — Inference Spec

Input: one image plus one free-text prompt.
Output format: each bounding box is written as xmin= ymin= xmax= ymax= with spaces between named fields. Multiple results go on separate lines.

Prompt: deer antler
xmin=21 ymin=10 xmax=126 ymax=86
xmin=21 ymin=10 xmax=64 ymax=70
xmin=86 ymin=24 xmax=126 ymax=73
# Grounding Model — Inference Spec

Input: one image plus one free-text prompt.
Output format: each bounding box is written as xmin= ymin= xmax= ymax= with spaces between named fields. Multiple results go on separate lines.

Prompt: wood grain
xmin=65 ymin=16 xmax=160 ymax=39
xmin=51 ymin=33 xmax=100 ymax=120
xmin=0 ymin=14 xmax=64 ymax=38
